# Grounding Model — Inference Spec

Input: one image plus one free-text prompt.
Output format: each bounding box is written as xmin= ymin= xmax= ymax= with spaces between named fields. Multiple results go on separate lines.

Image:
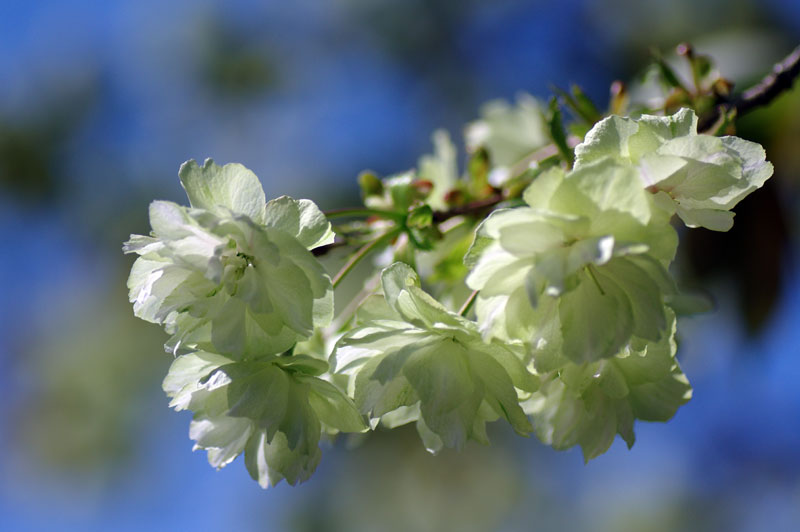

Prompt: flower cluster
xmin=333 ymin=263 xmax=535 ymax=452
xmin=333 ymin=108 xmax=771 ymax=460
xmin=125 ymin=159 xmax=365 ymax=486
xmin=127 ymin=104 xmax=773 ymax=488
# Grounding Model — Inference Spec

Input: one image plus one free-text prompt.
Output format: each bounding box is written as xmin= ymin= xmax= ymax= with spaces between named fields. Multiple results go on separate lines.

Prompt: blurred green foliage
xmin=9 ymin=277 xmax=169 ymax=477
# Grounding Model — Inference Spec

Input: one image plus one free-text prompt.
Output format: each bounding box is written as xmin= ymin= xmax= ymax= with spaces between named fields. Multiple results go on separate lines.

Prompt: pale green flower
xmin=163 ymin=350 xmax=365 ymax=488
xmin=465 ymin=93 xmax=549 ymax=185
xmin=523 ymin=311 xmax=691 ymax=461
xmin=574 ymin=108 xmax=773 ymax=231
xmin=466 ymin=162 xmax=676 ymax=363
xmin=124 ymin=159 xmax=334 ymax=358
xmin=333 ymin=263 xmax=535 ymax=453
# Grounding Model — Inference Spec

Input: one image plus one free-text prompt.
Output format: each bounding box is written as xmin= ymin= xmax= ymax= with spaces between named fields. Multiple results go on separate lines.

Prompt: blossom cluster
xmin=125 ymin=159 xmax=364 ymax=487
xmin=126 ymin=106 xmax=772 ymax=487
xmin=332 ymin=107 xmax=770 ymax=461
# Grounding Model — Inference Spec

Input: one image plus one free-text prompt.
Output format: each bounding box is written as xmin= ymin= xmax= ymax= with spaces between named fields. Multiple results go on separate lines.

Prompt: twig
xmin=699 ymin=44 xmax=800 ymax=131
xmin=331 ymin=229 xmax=400 ymax=288
xmin=734 ymin=45 xmax=800 ymax=115
xmin=328 ymin=271 xmax=382 ymax=333
xmin=432 ymin=193 xmax=504 ymax=223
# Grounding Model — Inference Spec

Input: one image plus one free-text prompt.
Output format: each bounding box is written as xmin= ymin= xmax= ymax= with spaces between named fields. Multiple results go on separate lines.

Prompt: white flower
xmin=333 ymin=263 xmax=535 ymax=453
xmin=574 ymin=108 xmax=773 ymax=231
xmin=125 ymin=159 xmax=334 ymax=358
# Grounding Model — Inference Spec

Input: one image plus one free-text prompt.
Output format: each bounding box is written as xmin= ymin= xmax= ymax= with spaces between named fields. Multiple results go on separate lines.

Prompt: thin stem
xmin=458 ymin=290 xmax=479 ymax=317
xmin=325 ymin=207 xmax=405 ymax=222
xmin=332 ymin=229 xmax=400 ymax=289
xmin=329 ymin=271 xmax=382 ymax=333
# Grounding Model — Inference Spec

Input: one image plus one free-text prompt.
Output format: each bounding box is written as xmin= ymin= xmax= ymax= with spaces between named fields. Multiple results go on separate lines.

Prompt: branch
xmin=734 ymin=45 xmax=800 ymax=115
xmin=319 ymin=48 xmax=800 ymax=254
xmin=432 ymin=135 xmax=581 ymax=224
xmin=432 ymin=192 xmax=504 ymax=223
xmin=699 ymin=44 xmax=800 ymax=131
xmin=331 ymin=229 xmax=400 ymax=288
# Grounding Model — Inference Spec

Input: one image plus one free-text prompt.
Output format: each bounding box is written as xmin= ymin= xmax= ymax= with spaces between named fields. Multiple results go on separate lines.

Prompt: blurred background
xmin=2 ymin=1 xmax=800 ymax=531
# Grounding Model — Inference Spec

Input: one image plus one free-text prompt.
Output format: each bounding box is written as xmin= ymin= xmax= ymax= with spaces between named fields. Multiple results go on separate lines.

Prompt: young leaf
xmin=546 ymin=97 xmax=574 ymax=167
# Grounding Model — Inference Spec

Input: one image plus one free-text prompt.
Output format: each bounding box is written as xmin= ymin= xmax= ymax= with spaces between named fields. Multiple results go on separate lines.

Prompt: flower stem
xmin=458 ymin=290 xmax=479 ymax=317
xmin=332 ymin=229 xmax=401 ymax=289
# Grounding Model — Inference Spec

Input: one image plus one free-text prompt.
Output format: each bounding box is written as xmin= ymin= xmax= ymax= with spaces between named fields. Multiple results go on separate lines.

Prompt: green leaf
xmin=652 ymin=53 xmax=689 ymax=92
xmin=406 ymin=204 xmax=434 ymax=229
xmin=552 ymin=85 xmax=600 ymax=126
xmin=546 ymin=97 xmax=574 ymax=166
xmin=570 ymin=84 xmax=601 ymax=124
xmin=358 ymin=170 xmax=383 ymax=199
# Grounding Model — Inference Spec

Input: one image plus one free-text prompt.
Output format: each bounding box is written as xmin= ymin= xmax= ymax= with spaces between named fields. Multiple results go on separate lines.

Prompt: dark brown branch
xmin=432 ymin=193 xmax=504 ymax=223
xmin=734 ymin=45 xmax=800 ymax=115
xmin=699 ymin=44 xmax=800 ymax=131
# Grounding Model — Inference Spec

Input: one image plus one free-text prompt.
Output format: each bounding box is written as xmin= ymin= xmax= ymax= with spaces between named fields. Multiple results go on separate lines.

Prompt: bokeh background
xmin=2 ymin=1 xmax=800 ymax=531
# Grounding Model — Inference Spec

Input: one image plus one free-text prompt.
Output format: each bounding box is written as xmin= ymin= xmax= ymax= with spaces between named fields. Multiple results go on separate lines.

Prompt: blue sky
xmin=2 ymin=1 xmax=799 ymax=530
